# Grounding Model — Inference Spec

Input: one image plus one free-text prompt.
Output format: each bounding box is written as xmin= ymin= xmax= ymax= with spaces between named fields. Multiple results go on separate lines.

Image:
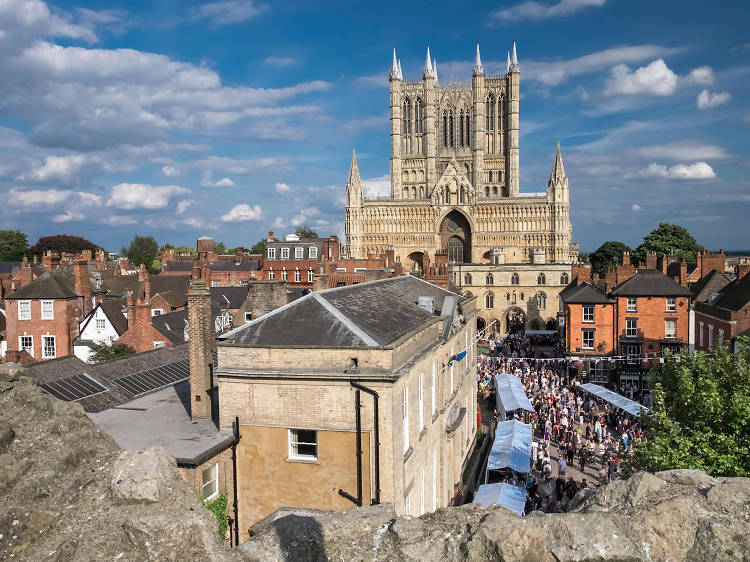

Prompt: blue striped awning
xmin=474 ymin=483 xmax=527 ymax=515
xmin=494 ymin=373 xmax=535 ymax=413
xmin=581 ymin=383 xmax=649 ymax=417
xmin=487 ymin=420 xmax=533 ymax=473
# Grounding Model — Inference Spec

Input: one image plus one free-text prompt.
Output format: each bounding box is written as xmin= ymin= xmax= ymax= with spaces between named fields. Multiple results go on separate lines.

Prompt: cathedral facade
xmin=345 ymin=44 xmax=577 ymax=270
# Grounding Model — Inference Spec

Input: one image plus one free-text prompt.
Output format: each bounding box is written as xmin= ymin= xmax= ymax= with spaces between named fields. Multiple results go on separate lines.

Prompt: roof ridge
xmin=311 ymin=292 xmax=378 ymax=346
xmin=217 ymin=292 xmax=315 ymax=339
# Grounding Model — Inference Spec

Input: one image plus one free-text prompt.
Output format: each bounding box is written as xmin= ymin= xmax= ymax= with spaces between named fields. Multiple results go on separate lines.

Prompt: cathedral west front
xmin=345 ymin=43 xmax=578 ymax=273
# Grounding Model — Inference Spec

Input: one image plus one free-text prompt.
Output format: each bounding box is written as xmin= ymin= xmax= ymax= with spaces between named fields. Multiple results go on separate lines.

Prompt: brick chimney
xmin=605 ymin=266 xmax=616 ymax=290
xmin=138 ymin=263 xmax=147 ymax=281
xmin=188 ymin=279 xmax=213 ymax=420
xmin=737 ymin=264 xmax=750 ymax=280
xmin=680 ymin=259 xmax=688 ymax=287
xmin=659 ymin=255 xmax=667 ymax=275
xmin=192 ymin=259 xmax=200 ymax=280
xmin=267 ymin=231 xmax=275 ymax=242
xmin=74 ymin=260 xmax=92 ymax=316
xmin=95 ymin=250 xmax=105 ymax=271
xmin=126 ymin=293 xmax=136 ymax=330
xmin=312 ymin=273 xmax=330 ymax=292
xmin=645 ymin=252 xmax=657 ymax=270
xmin=143 ymin=272 xmax=151 ymax=302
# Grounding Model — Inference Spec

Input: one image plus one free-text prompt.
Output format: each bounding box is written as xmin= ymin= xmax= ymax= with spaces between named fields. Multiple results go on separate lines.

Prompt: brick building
xmin=161 ymin=237 xmax=261 ymax=287
xmin=261 ymin=232 xmax=341 ymax=289
xmin=694 ymin=269 xmax=750 ymax=353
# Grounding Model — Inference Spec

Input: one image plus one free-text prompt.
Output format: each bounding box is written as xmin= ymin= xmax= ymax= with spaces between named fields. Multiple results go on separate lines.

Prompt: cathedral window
xmin=502 ymin=186 xmax=509 ymax=197
xmin=506 ymin=293 xmax=510 ymax=301
xmin=407 ymin=99 xmax=412 ymax=134
xmin=459 ymin=187 xmax=465 ymax=204
xmin=464 ymin=273 xmax=472 ymax=285
xmin=485 ymin=292 xmax=494 ymax=309
xmin=465 ymin=113 xmax=470 ymax=146
xmin=415 ymin=99 xmax=423 ymax=134
xmin=444 ymin=185 xmax=450 ymax=204
xmin=485 ymin=186 xmax=489 ymax=197
xmin=459 ymin=110 xmax=464 ymax=147
xmin=511 ymin=273 xmax=519 ymax=285
xmin=443 ymin=112 xmax=448 ymax=147
xmin=488 ymin=171 xmax=493 ymax=182
xmin=402 ymin=100 xmax=408 ymax=135
xmin=485 ymin=273 xmax=494 ymax=285
xmin=449 ymin=110 xmax=454 ymax=147
xmin=520 ymin=293 xmax=524 ymax=301
xmin=486 ymin=96 xmax=493 ymax=130
xmin=560 ymin=273 xmax=569 ymax=285
xmin=537 ymin=292 xmax=547 ymax=310
xmin=538 ymin=273 xmax=546 ymax=285
xmin=492 ymin=186 xmax=498 ymax=197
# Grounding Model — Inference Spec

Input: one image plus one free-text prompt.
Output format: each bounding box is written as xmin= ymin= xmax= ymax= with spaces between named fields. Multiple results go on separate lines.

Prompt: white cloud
xmin=290 ymin=206 xmax=319 ymax=227
xmin=604 ymin=59 xmax=678 ymax=97
xmin=7 ymin=187 xmax=101 ymax=207
xmin=194 ymin=156 xmax=290 ymax=175
xmin=274 ymin=182 xmax=291 ymax=193
xmin=362 ymin=175 xmax=390 ymax=198
xmin=635 ymin=141 xmax=728 ymax=161
xmin=182 ymin=217 xmax=204 ymax=228
xmin=341 ymin=114 xmax=388 ymax=132
xmin=161 ymin=165 xmax=180 ymax=177
xmin=103 ymin=214 xmax=138 ymax=225
xmin=354 ymin=74 xmax=387 ymax=88
xmin=176 ymin=200 xmax=193 ymax=215
xmin=200 ymin=171 xmax=236 ymax=187
xmin=107 ymin=183 xmax=190 ymax=210
xmin=221 ymin=203 xmax=263 ymax=222
xmin=492 ymin=0 xmax=605 ymax=22
xmin=639 ymin=161 xmax=715 ymax=180
xmin=190 ymin=1 xmax=268 ymax=25
xmin=696 ymin=89 xmax=731 ymax=110
xmin=631 ymin=204 xmax=641 ymax=211
xmin=272 ymin=217 xmax=285 ymax=228
xmin=0 ymin=0 xmax=98 ymax=46
xmin=684 ymin=66 xmax=714 ymax=85
xmin=52 ymin=210 xmax=85 ymax=222
xmin=264 ymin=56 xmax=298 ymax=67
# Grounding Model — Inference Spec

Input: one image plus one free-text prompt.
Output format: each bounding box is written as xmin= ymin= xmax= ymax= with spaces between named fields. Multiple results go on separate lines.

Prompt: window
xmin=537 ymin=273 xmax=546 ymax=285
xmin=405 ymin=491 xmax=411 ymax=516
xmin=96 ymin=318 xmax=106 ymax=330
xmin=718 ymin=328 xmax=724 ymax=344
xmin=294 ymin=269 xmax=301 ymax=283
xmin=418 ymin=373 xmax=424 ymax=431
xmin=241 ymin=280 xmax=249 ymax=287
xmin=560 ymin=273 xmax=569 ymax=284
xmin=583 ymin=305 xmax=594 ymax=323
xmin=309 ymin=247 xmax=318 ymax=259
xmin=666 ymin=297 xmax=676 ymax=312
xmin=708 ymin=325 xmax=714 ymax=350
xmin=520 ymin=293 xmax=524 ymax=301
xmin=627 ymin=297 xmax=637 ymax=312
xmin=244 ymin=312 xmax=252 ymax=322
xmin=402 ymin=388 xmax=409 ymax=454
xmin=626 ymin=318 xmax=638 ymax=338
xmin=153 ymin=341 xmax=166 ymax=348
xmin=18 ymin=300 xmax=31 ymax=320
xmin=41 ymin=300 xmax=54 ymax=320
xmin=19 ymin=335 xmax=33 ymax=356
xmin=536 ymin=292 xmax=546 ymax=310
xmin=464 ymin=273 xmax=472 ymax=285
xmin=665 ymin=319 xmax=677 ymax=338
xmin=280 ymin=248 xmax=290 ymax=259
xmin=41 ymin=335 xmax=55 ymax=358
xmin=308 ymin=269 xmax=314 ymax=283
xmin=281 ymin=268 xmax=287 ymax=281
xmin=211 ymin=281 xmax=221 ymax=287
xmin=485 ymin=292 xmax=494 ymax=309
xmin=295 ymin=247 xmax=304 ymax=259
xmin=268 ymin=269 xmax=274 ymax=280
xmin=151 ymin=308 xmax=164 ymax=316
xmin=431 ymin=363 xmax=436 ymax=415
xmin=699 ymin=322 xmax=704 ymax=346
xmin=267 ymin=248 xmax=276 ymax=259
xmin=625 ymin=344 xmax=640 ymax=361
xmin=201 ymin=463 xmax=219 ymax=500
xmin=582 ymin=329 xmax=594 ymax=349
xmin=288 ymin=429 xmax=318 ymax=460
xmin=485 ymin=273 xmax=493 ymax=285
xmin=511 ymin=273 xmax=519 ymax=285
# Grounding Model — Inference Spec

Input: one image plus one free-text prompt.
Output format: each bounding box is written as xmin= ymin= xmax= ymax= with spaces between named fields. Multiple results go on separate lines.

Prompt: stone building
xmin=345 ymin=44 xmax=576 ymax=268
xmin=214 ymin=276 xmax=478 ymax=539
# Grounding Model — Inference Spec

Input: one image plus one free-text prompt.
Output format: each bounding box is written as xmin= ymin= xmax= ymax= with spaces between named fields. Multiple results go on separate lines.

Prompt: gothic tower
xmin=345 ymin=149 xmax=363 ymax=259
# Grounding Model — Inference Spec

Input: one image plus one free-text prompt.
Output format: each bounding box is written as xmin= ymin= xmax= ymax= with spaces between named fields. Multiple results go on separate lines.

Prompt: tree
xmin=173 ymin=245 xmax=197 ymax=259
xmin=214 ymin=241 xmax=228 ymax=255
xmin=295 ymin=225 xmax=319 ymax=239
xmin=588 ymin=241 xmax=632 ymax=277
xmin=31 ymin=234 xmax=100 ymax=257
xmin=622 ymin=339 xmax=750 ymax=477
xmin=88 ymin=342 xmax=136 ymax=364
xmin=0 ymin=230 xmax=29 ymax=261
xmin=249 ymin=239 xmax=266 ymax=255
xmin=633 ymin=223 xmax=703 ymax=265
xmin=125 ymin=235 xmax=159 ymax=273
xmin=151 ymin=258 xmax=162 ymax=273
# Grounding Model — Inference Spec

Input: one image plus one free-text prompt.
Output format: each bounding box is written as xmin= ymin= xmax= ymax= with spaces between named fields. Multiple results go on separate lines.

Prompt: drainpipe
xmin=338 ymin=389 xmax=363 ymax=506
xmin=232 ymin=416 xmax=240 ymax=546
xmin=350 ymin=380 xmax=381 ymax=505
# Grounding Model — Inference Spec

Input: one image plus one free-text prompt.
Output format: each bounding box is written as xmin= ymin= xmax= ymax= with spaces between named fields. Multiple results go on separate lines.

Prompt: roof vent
xmin=285 ymin=234 xmax=300 ymax=242
xmin=417 ymin=296 xmax=434 ymax=314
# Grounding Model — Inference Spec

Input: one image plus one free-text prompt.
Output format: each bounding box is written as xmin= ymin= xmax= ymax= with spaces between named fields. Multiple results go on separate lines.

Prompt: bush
xmin=204 ymin=493 xmax=228 ymax=538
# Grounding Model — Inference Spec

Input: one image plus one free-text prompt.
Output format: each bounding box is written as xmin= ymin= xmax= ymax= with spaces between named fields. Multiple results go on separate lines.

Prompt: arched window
xmin=485 ymin=186 xmax=490 ymax=197
xmin=465 ymin=112 xmax=470 ymax=146
xmin=308 ymin=268 xmax=313 ymax=283
xmin=485 ymin=292 xmax=494 ymax=309
xmin=459 ymin=110 xmax=464 ymax=147
xmin=415 ymin=98 xmax=422 ymax=134
xmin=459 ymin=186 xmax=465 ymax=204
xmin=464 ymin=273 xmax=472 ymax=285
xmin=520 ymin=293 xmax=524 ymax=301
xmin=511 ymin=273 xmax=519 ymax=285
xmin=560 ymin=273 xmax=569 ymax=285
xmin=449 ymin=110 xmax=454 ymax=147
xmin=538 ymin=273 xmax=546 ymax=285
xmin=492 ymin=186 xmax=498 ymax=197
xmin=444 ymin=185 xmax=450 ymax=204
xmin=268 ymin=268 xmax=274 ymax=280
xmin=281 ymin=267 xmax=287 ymax=281
xmin=488 ymin=171 xmax=493 ymax=182
xmin=537 ymin=292 xmax=547 ymax=309
xmin=402 ymin=99 xmax=408 ymax=135
xmin=443 ymin=111 xmax=448 ymax=147
xmin=294 ymin=268 xmax=301 ymax=283
xmin=486 ymin=95 xmax=494 ymax=130
xmin=486 ymin=273 xmax=494 ymax=285
xmin=506 ymin=293 xmax=510 ymax=301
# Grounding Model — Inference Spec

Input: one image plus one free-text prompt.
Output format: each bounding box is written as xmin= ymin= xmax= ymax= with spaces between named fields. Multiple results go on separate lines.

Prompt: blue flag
xmin=448 ymin=350 xmax=467 ymax=366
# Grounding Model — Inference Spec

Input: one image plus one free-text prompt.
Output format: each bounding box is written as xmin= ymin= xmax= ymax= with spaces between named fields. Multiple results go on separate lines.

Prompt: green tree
xmin=588 ymin=241 xmax=632 ymax=277
xmin=31 ymin=234 xmax=100 ymax=257
xmin=623 ymin=339 xmax=750 ymax=477
xmin=173 ymin=245 xmax=197 ymax=259
xmin=125 ymin=235 xmax=159 ymax=273
xmin=151 ymin=258 xmax=162 ymax=273
xmin=249 ymin=239 xmax=266 ymax=255
xmin=295 ymin=225 xmax=319 ymax=239
xmin=633 ymin=223 xmax=703 ymax=265
xmin=0 ymin=229 xmax=29 ymax=261
xmin=214 ymin=241 xmax=228 ymax=255
xmin=89 ymin=342 xmax=136 ymax=364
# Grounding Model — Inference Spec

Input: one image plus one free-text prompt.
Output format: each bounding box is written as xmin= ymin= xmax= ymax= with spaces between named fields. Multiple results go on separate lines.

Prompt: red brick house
xmin=694 ymin=269 xmax=750 ymax=352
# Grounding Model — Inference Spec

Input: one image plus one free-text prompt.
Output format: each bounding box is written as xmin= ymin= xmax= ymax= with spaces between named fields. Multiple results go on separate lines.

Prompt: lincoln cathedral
xmin=345 ymin=44 xmax=578 ymax=271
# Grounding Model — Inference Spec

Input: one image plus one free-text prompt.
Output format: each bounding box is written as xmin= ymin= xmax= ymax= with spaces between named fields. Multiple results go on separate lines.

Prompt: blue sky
xmin=0 ymin=0 xmax=748 ymax=253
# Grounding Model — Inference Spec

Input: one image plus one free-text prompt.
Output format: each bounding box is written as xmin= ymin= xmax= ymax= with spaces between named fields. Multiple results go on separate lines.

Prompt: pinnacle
xmin=473 ymin=43 xmax=483 ymax=75
xmin=550 ymin=140 xmax=566 ymax=181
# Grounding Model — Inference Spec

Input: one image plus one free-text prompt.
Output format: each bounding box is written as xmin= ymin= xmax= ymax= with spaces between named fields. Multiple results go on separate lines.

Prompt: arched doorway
xmin=407 ymin=251 xmax=424 ymax=273
xmin=504 ymin=307 xmax=526 ymax=334
xmin=440 ymin=210 xmax=471 ymax=263
xmin=476 ymin=317 xmax=486 ymax=333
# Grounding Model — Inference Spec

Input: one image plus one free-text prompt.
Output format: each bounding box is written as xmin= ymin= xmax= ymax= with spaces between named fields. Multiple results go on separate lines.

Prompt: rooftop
xmin=609 ymin=269 xmax=692 ymax=297
xmin=710 ymin=273 xmax=750 ymax=312
xmin=560 ymin=282 xmax=614 ymax=305
xmin=6 ymin=270 xmax=79 ymax=300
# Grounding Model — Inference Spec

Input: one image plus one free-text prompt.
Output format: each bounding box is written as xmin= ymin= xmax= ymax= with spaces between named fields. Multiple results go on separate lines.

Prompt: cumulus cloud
xmin=107 ymin=183 xmax=190 ymax=210
xmin=631 ymin=204 xmax=641 ymax=211
xmin=264 ymin=56 xmax=298 ymax=66
xmin=161 ymin=165 xmax=180 ymax=177
xmin=23 ymin=154 xmax=116 ymax=185
xmin=684 ymin=66 xmax=714 ymax=85
xmin=639 ymin=162 xmax=715 ymax=180
xmin=176 ymin=200 xmax=193 ymax=215
xmin=492 ymin=0 xmax=606 ymax=22
xmin=52 ymin=210 xmax=85 ymax=222
xmin=104 ymin=214 xmax=138 ymax=225
xmin=190 ymin=1 xmax=268 ymax=25
xmin=604 ymin=59 xmax=678 ymax=96
xmin=290 ymin=206 xmax=319 ymax=227
xmin=0 ymin=0 xmax=98 ymax=46
xmin=696 ymin=89 xmax=731 ymax=110
xmin=275 ymin=182 xmax=291 ymax=193
xmin=7 ymin=187 xmax=101 ymax=207
xmin=221 ymin=203 xmax=263 ymax=222
xmin=362 ymin=175 xmax=390 ymax=198
xmin=272 ymin=217 xmax=286 ymax=228
xmin=194 ymin=156 xmax=290 ymax=175
xmin=635 ymin=141 xmax=728 ymax=161
xmin=200 ymin=171 xmax=236 ymax=187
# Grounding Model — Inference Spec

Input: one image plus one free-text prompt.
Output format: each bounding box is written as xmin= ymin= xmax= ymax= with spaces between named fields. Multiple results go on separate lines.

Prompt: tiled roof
xmin=711 ymin=273 xmax=750 ymax=312
xmin=560 ymin=282 xmax=614 ymax=304
xmin=609 ymin=269 xmax=692 ymax=297
xmin=0 ymin=261 xmax=22 ymax=275
xmin=100 ymin=299 xmax=129 ymax=335
xmin=6 ymin=270 xmax=79 ymax=300
xmin=210 ymin=286 xmax=249 ymax=309
xmin=162 ymin=259 xmax=261 ymax=273
xmin=691 ymin=270 xmax=731 ymax=303
xmin=220 ymin=276 xmax=464 ymax=348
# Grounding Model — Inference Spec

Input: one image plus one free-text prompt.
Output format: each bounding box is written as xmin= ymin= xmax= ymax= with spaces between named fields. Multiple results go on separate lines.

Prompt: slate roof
xmin=101 ymin=299 xmax=129 ymax=335
xmin=0 ymin=262 xmax=22 ymax=275
xmin=99 ymin=274 xmax=190 ymax=300
xmin=691 ymin=270 xmax=731 ymax=303
xmin=6 ymin=270 xmax=79 ymax=300
xmin=560 ymin=282 xmax=614 ymax=305
xmin=220 ymin=275 xmax=465 ymax=348
xmin=609 ymin=269 xmax=692 ymax=297
xmin=162 ymin=259 xmax=261 ymax=273
xmin=710 ymin=273 xmax=750 ymax=311
xmin=26 ymin=343 xmax=189 ymax=413
xmin=162 ymin=261 xmax=194 ymax=273
xmin=153 ymin=289 xmax=186 ymax=309
xmin=210 ymin=286 xmax=249 ymax=309
xmin=150 ymin=310 xmax=189 ymax=344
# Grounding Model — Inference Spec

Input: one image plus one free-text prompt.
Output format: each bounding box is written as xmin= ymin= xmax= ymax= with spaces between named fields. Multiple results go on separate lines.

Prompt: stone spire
xmin=347 ymin=148 xmax=362 ymax=186
xmin=510 ymin=41 xmax=519 ymax=72
xmin=473 ymin=43 xmax=483 ymax=75
xmin=390 ymin=48 xmax=402 ymax=80
xmin=506 ymin=50 xmax=511 ymax=73
xmin=346 ymin=148 xmax=363 ymax=206
xmin=423 ymin=46 xmax=434 ymax=79
xmin=398 ymin=59 xmax=403 ymax=79
xmin=432 ymin=58 xmax=438 ymax=82
xmin=550 ymin=141 xmax=566 ymax=182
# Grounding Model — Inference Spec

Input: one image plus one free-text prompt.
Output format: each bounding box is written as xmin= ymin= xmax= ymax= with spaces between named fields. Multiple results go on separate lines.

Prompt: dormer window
xmin=281 ymin=248 xmax=290 ymax=259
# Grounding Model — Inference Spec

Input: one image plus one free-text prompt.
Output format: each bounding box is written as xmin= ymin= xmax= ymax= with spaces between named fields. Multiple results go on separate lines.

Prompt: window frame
xmin=288 ymin=428 xmax=318 ymax=461
xmin=294 ymin=269 xmax=301 ymax=283
xmin=280 ymin=247 xmax=290 ymax=259
xmin=95 ymin=318 xmax=106 ymax=330
xmin=665 ymin=318 xmax=677 ymax=338
xmin=41 ymin=300 xmax=54 ymax=320
xmin=308 ymin=247 xmax=318 ymax=259
xmin=244 ymin=312 xmax=252 ymax=323
xmin=19 ymin=335 xmax=33 ymax=356
xmin=211 ymin=280 xmax=221 ymax=288
xmin=201 ymin=462 xmax=219 ymax=500
xmin=294 ymin=246 xmax=304 ymax=259
xmin=153 ymin=341 xmax=166 ymax=348
xmin=281 ymin=268 xmax=287 ymax=281
xmin=151 ymin=308 xmax=164 ymax=316
xmin=626 ymin=318 xmax=638 ymax=338
xmin=18 ymin=300 xmax=31 ymax=321
xmin=307 ymin=269 xmax=314 ymax=283
xmin=267 ymin=247 xmax=276 ymax=259
xmin=666 ymin=297 xmax=676 ymax=312
xmin=582 ymin=329 xmax=594 ymax=349
xmin=582 ymin=305 xmax=594 ymax=323
xmin=42 ymin=335 xmax=56 ymax=359
xmin=627 ymin=297 xmax=637 ymax=313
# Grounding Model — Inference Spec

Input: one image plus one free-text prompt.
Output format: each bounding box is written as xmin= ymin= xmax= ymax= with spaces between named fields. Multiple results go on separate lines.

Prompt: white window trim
xmin=582 ymin=305 xmax=594 ymax=323
xmin=151 ymin=308 xmax=164 ymax=316
xmin=309 ymin=247 xmax=318 ymax=259
xmin=41 ymin=300 xmax=54 ymax=320
xmin=280 ymin=247 xmax=290 ymax=259
xmin=294 ymin=269 xmax=301 ymax=283
xmin=665 ymin=319 xmax=677 ymax=338
xmin=19 ymin=335 xmax=33 ymax=357
xmin=42 ymin=335 xmax=56 ymax=359
xmin=18 ymin=300 xmax=31 ymax=321
xmin=211 ymin=280 xmax=221 ymax=287
xmin=627 ymin=298 xmax=637 ymax=313
xmin=267 ymin=248 xmax=276 ymax=259
xmin=295 ymin=247 xmax=304 ymax=259
xmin=281 ymin=268 xmax=287 ymax=281
xmin=288 ymin=428 xmax=318 ymax=461
xmin=626 ymin=318 xmax=637 ymax=338
xmin=418 ymin=373 xmax=424 ymax=431
xmin=431 ymin=363 xmax=436 ymax=415
xmin=244 ymin=312 xmax=252 ymax=323
xmin=699 ymin=322 xmax=704 ymax=346
xmin=402 ymin=387 xmax=409 ymax=454
xmin=582 ymin=329 xmax=594 ymax=349
xmin=201 ymin=462 xmax=219 ymax=500
xmin=95 ymin=318 xmax=106 ymax=330
xmin=153 ymin=341 xmax=166 ymax=348
xmin=308 ymin=269 xmax=314 ymax=283
xmin=666 ymin=297 xmax=676 ymax=312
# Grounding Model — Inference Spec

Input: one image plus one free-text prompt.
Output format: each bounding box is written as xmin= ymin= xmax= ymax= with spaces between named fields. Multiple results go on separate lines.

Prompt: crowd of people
xmin=477 ymin=330 xmax=645 ymax=515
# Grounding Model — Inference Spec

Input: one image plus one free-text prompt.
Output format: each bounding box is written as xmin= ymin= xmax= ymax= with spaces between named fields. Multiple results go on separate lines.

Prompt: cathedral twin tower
xmin=345 ymin=44 xmax=576 ymax=269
